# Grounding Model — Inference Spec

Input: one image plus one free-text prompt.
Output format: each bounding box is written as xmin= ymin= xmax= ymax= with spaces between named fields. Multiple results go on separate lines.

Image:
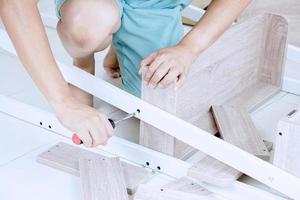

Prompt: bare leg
xmin=56 ymin=0 xmax=120 ymax=106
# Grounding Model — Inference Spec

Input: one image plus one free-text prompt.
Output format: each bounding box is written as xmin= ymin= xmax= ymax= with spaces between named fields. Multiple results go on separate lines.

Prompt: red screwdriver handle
xmin=72 ymin=119 xmax=115 ymax=145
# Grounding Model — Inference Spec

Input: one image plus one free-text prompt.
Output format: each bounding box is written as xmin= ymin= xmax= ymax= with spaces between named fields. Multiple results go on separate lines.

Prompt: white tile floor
xmin=0 ymin=1 xmax=300 ymax=199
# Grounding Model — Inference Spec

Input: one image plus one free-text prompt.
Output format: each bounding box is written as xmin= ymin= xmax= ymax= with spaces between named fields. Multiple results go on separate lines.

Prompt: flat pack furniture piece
xmin=274 ymin=108 xmax=300 ymax=178
xmin=162 ymin=177 xmax=213 ymax=196
xmin=37 ymin=142 xmax=151 ymax=194
xmin=140 ymin=14 xmax=287 ymax=159
xmin=134 ymin=185 xmax=218 ymax=200
xmin=187 ymin=105 xmax=269 ymax=187
xmin=212 ymin=105 xmax=269 ymax=159
xmin=1 ymin=18 xmax=300 ymax=199
xmin=239 ymin=0 xmax=300 ymax=47
xmin=79 ymin=157 xmax=128 ymax=200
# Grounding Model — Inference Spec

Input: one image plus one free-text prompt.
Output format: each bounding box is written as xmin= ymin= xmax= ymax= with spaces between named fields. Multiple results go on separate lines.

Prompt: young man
xmin=0 ymin=0 xmax=251 ymax=147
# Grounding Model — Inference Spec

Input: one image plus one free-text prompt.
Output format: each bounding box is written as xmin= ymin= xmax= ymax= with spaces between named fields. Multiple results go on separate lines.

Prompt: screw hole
xmin=146 ymin=162 xmax=150 ymax=166
xmin=157 ymin=166 xmax=161 ymax=170
xmin=279 ymin=132 xmax=282 ymax=136
xmin=39 ymin=122 xmax=43 ymax=126
xmin=137 ymin=109 xmax=140 ymax=113
xmin=160 ymin=189 xmax=164 ymax=192
xmin=48 ymin=125 xmax=52 ymax=129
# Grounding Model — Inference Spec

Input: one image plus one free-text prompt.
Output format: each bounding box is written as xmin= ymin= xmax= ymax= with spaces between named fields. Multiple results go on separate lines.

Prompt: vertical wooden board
xmin=187 ymin=156 xmax=242 ymax=187
xmin=140 ymin=85 xmax=177 ymax=155
xmin=134 ymin=185 xmax=218 ymax=200
xmin=187 ymin=120 xmax=274 ymax=186
xmin=240 ymin=0 xmax=300 ymax=47
xmin=79 ymin=156 xmax=128 ymax=200
xmin=259 ymin=14 xmax=288 ymax=86
xmin=163 ymin=177 xmax=213 ymax=196
xmin=36 ymin=142 xmax=151 ymax=194
xmin=141 ymin=14 xmax=286 ymax=158
xmin=274 ymin=116 xmax=300 ymax=178
xmin=212 ymin=105 xmax=269 ymax=159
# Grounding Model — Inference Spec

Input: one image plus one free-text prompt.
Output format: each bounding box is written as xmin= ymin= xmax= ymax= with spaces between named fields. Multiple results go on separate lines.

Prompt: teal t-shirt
xmin=113 ymin=0 xmax=192 ymax=97
xmin=55 ymin=0 xmax=192 ymax=97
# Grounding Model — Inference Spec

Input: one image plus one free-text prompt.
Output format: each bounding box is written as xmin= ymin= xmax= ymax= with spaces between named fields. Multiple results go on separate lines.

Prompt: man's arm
xmin=0 ymin=0 xmax=113 ymax=147
xmin=141 ymin=0 xmax=252 ymax=89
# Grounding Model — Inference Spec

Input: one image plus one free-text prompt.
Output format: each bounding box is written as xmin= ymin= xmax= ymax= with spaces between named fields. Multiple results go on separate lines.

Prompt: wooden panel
xmin=139 ymin=86 xmax=177 ymax=156
xmin=37 ymin=142 xmax=151 ymax=194
xmin=140 ymin=14 xmax=287 ymax=158
xmin=79 ymin=156 xmax=128 ymax=200
xmin=187 ymin=105 xmax=270 ymax=186
xmin=163 ymin=177 xmax=213 ymax=196
xmin=134 ymin=185 xmax=218 ymax=200
xmin=187 ymin=139 xmax=273 ymax=187
xmin=212 ymin=105 xmax=269 ymax=159
xmin=240 ymin=0 xmax=300 ymax=47
xmin=274 ymin=111 xmax=300 ymax=178
xmin=187 ymin=156 xmax=242 ymax=187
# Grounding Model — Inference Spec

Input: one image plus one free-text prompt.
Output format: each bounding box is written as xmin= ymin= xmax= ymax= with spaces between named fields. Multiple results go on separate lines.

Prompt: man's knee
xmin=58 ymin=0 xmax=120 ymax=55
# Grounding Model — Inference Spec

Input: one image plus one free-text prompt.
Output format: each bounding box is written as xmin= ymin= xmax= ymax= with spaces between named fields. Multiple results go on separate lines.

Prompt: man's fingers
xmin=175 ymin=74 xmax=187 ymax=90
xmin=98 ymin=113 xmax=114 ymax=137
xmin=148 ymin=62 xmax=170 ymax=88
xmin=141 ymin=52 xmax=157 ymax=67
xmin=139 ymin=52 xmax=157 ymax=74
xmin=158 ymin=69 xmax=180 ymax=88
xmin=143 ymin=57 xmax=164 ymax=84
xmin=88 ymin=119 xmax=109 ymax=147
xmin=78 ymin=128 xmax=93 ymax=148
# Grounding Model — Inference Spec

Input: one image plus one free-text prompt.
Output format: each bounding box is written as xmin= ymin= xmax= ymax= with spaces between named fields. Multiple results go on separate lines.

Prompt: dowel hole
xmin=279 ymin=132 xmax=282 ymax=136
xmin=39 ymin=122 xmax=43 ymax=126
xmin=146 ymin=162 xmax=150 ymax=166
xmin=137 ymin=109 xmax=140 ymax=113
xmin=157 ymin=166 xmax=161 ymax=170
xmin=160 ymin=189 xmax=164 ymax=192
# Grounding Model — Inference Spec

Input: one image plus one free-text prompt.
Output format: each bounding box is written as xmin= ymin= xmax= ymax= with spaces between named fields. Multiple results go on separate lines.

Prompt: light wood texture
xmin=187 ymin=105 xmax=269 ymax=187
xmin=134 ymin=185 xmax=218 ymax=200
xmin=163 ymin=177 xmax=212 ymax=196
xmin=274 ymin=110 xmax=300 ymax=178
xmin=240 ymin=0 xmax=300 ymax=47
xmin=79 ymin=156 xmax=128 ymax=200
xmin=187 ymin=139 xmax=273 ymax=187
xmin=188 ymin=156 xmax=242 ymax=187
xmin=212 ymin=105 xmax=269 ymax=159
xmin=140 ymin=14 xmax=287 ymax=159
xmin=37 ymin=142 xmax=151 ymax=194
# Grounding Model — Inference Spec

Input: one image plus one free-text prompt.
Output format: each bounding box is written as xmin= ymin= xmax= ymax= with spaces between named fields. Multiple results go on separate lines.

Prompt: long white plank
xmin=0 ymin=30 xmax=299 ymax=199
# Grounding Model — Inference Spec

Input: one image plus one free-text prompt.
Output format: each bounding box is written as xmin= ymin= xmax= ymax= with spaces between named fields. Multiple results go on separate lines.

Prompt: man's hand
xmin=52 ymin=97 xmax=113 ymax=148
xmin=140 ymin=44 xmax=197 ymax=90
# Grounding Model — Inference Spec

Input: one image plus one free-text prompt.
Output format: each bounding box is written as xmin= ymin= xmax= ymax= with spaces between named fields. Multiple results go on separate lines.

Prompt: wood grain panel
xmin=212 ymin=105 xmax=269 ymax=159
xmin=187 ymin=156 xmax=242 ymax=187
xmin=163 ymin=177 xmax=212 ymax=196
xmin=240 ymin=0 xmax=300 ymax=47
xmin=79 ymin=156 xmax=128 ymax=200
xmin=274 ymin=113 xmax=300 ymax=178
xmin=140 ymin=14 xmax=287 ymax=158
xmin=134 ymin=185 xmax=218 ymax=200
xmin=37 ymin=142 xmax=151 ymax=194
xmin=187 ymin=104 xmax=270 ymax=186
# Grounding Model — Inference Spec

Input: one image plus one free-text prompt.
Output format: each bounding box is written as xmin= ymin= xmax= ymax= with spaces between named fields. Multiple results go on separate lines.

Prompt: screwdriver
xmin=72 ymin=113 xmax=136 ymax=145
